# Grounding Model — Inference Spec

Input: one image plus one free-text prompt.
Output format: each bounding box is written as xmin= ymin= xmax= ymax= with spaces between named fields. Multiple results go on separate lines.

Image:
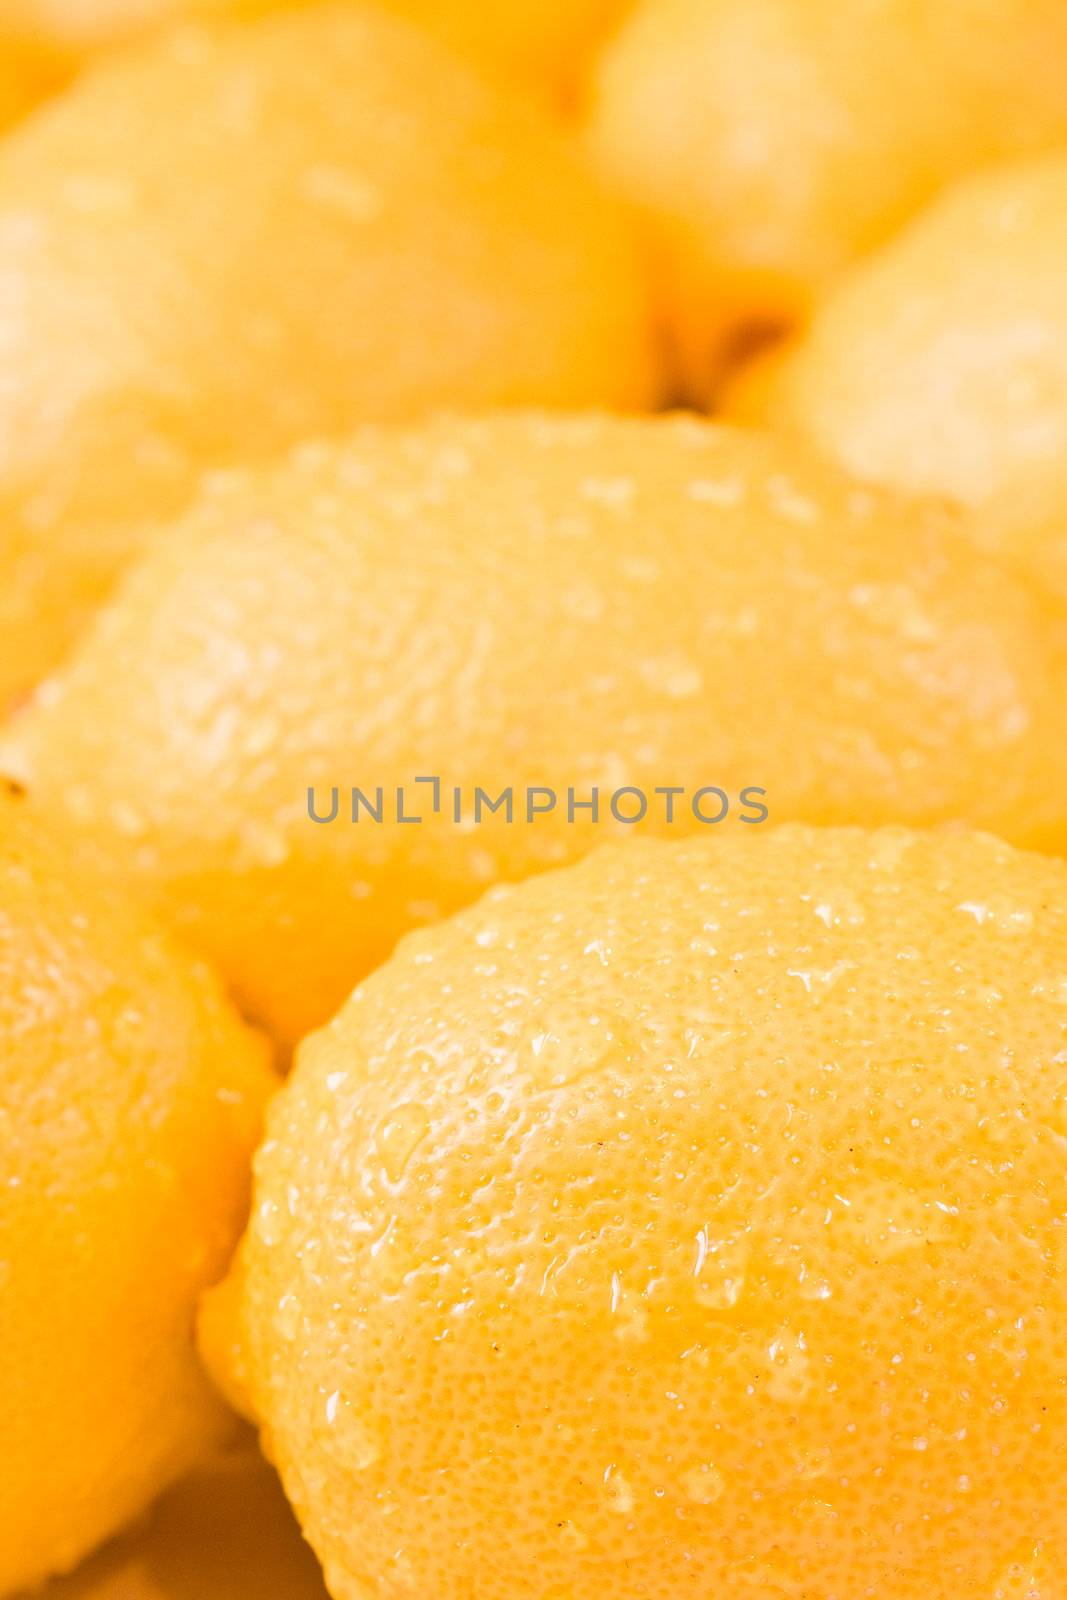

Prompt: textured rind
xmin=8 ymin=411 xmax=1067 ymax=1046
xmin=586 ymin=0 xmax=1067 ymax=392
xmin=0 ymin=2 xmax=655 ymax=708
xmin=213 ymin=824 xmax=1067 ymax=1600
xmin=750 ymin=153 xmax=1067 ymax=506
xmin=0 ymin=794 xmax=277 ymax=1593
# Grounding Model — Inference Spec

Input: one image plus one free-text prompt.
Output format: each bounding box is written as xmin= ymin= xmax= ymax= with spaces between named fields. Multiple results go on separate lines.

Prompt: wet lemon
xmin=0 ymin=789 xmax=276 ymax=1593
xmin=202 ymin=824 xmax=1067 ymax=1600
xmin=748 ymin=153 xmax=1067 ymax=505
xmin=0 ymin=3 xmax=654 ymax=709
xmin=7 ymin=413 xmax=1067 ymax=1047
xmin=586 ymin=0 xmax=1067 ymax=393
xmin=28 ymin=1436 xmax=327 ymax=1600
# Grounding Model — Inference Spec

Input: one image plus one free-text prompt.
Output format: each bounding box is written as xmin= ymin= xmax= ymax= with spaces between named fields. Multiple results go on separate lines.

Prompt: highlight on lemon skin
xmin=202 ymin=824 xmax=1067 ymax=1600
xmin=8 ymin=410 xmax=1067 ymax=1049
xmin=745 ymin=152 xmax=1067 ymax=507
xmin=0 ymin=2 xmax=655 ymax=714
xmin=0 ymin=790 xmax=277 ymax=1596
xmin=585 ymin=0 xmax=1067 ymax=395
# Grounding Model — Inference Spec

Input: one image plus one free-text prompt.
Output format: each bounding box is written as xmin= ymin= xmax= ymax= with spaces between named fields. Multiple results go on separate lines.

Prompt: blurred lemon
xmin=747 ymin=153 xmax=1067 ymax=506
xmin=7 ymin=413 xmax=1067 ymax=1047
xmin=0 ymin=2 xmax=654 ymax=710
xmin=976 ymin=459 xmax=1067 ymax=608
xmin=0 ymin=0 xmax=629 ymax=96
xmin=203 ymin=824 xmax=1067 ymax=1600
xmin=27 ymin=1436 xmax=327 ymax=1600
xmin=586 ymin=0 xmax=1067 ymax=393
xmin=0 ymin=789 xmax=276 ymax=1593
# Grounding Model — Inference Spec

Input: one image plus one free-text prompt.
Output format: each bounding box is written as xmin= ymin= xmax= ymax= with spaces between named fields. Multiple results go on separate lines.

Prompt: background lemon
xmin=0 ymin=2 xmax=654 ymax=710
xmin=25 ymin=1437 xmax=327 ymax=1600
xmin=7 ymin=413 xmax=1067 ymax=1047
xmin=0 ymin=789 xmax=276 ymax=1594
xmin=975 ymin=460 xmax=1067 ymax=609
xmin=746 ymin=153 xmax=1067 ymax=506
xmin=204 ymin=824 xmax=1067 ymax=1600
xmin=0 ymin=0 xmax=629 ymax=99
xmin=586 ymin=0 xmax=1067 ymax=394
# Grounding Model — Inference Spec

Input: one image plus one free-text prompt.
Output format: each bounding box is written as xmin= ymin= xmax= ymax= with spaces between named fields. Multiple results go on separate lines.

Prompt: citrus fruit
xmin=0 ymin=40 xmax=52 ymax=127
xmin=31 ymin=1436 xmax=328 ymax=1600
xmin=586 ymin=0 xmax=1067 ymax=394
xmin=0 ymin=0 xmax=628 ymax=95
xmin=975 ymin=459 xmax=1067 ymax=609
xmin=0 ymin=3 xmax=655 ymax=711
xmin=0 ymin=786 xmax=276 ymax=1593
xmin=7 ymin=412 xmax=1067 ymax=1048
xmin=201 ymin=823 xmax=1067 ymax=1600
xmin=748 ymin=152 xmax=1067 ymax=505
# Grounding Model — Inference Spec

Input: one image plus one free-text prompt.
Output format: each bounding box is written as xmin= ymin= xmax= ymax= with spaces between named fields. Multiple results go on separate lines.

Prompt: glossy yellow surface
xmin=586 ymin=0 xmax=1067 ymax=393
xmin=204 ymin=825 xmax=1067 ymax=1600
xmin=0 ymin=3 xmax=654 ymax=710
xmin=7 ymin=413 xmax=1067 ymax=1047
xmin=747 ymin=153 xmax=1067 ymax=506
xmin=27 ymin=1438 xmax=327 ymax=1600
xmin=0 ymin=792 xmax=276 ymax=1594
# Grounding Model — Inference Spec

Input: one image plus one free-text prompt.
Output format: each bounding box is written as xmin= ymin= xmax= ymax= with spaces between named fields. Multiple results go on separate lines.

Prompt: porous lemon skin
xmin=586 ymin=0 xmax=1067 ymax=392
xmin=205 ymin=825 xmax=1067 ymax=1600
xmin=7 ymin=412 xmax=1067 ymax=1047
xmin=749 ymin=153 xmax=1067 ymax=506
xmin=0 ymin=3 xmax=655 ymax=709
xmin=0 ymin=793 xmax=277 ymax=1594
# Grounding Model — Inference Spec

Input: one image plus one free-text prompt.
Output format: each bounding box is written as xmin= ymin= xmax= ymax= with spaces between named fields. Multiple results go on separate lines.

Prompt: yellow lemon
xmin=586 ymin=0 xmax=1067 ymax=393
xmin=0 ymin=0 xmax=629 ymax=96
xmin=0 ymin=2 xmax=654 ymax=710
xmin=0 ymin=788 xmax=276 ymax=1593
xmin=7 ymin=413 xmax=1067 ymax=1047
xmin=202 ymin=824 xmax=1067 ymax=1600
xmin=975 ymin=459 xmax=1067 ymax=609
xmin=29 ymin=1436 xmax=327 ymax=1600
xmin=748 ymin=153 xmax=1067 ymax=505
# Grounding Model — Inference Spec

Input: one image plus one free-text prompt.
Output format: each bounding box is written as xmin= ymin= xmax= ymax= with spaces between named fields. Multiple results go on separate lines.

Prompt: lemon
xmin=975 ymin=460 xmax=1067 ymax=609
xmin=0 ymin=0 xmax=628 ymax=96
xmin=586 ymin=0 xmax=1067 ymax=393
xmin=0 ymin=2 xmax=654 ymax=709
xmin=203 ymin=824 xmax=1067 ymax=1600
xmin=0 ymin=788 xmax=276 ymax=1593
xmin=30 ymin=1437 xmax=327 ymax=1600
xmin=747 ymin=153 xmax=1067 ymax=505
xmin=7 ymin=413 xmax=1067 ymax=1048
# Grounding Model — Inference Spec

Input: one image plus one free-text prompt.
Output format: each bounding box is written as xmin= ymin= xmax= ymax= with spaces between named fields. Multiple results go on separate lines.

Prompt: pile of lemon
xmin=3 ymin=5 xmax=1067 ymax=1598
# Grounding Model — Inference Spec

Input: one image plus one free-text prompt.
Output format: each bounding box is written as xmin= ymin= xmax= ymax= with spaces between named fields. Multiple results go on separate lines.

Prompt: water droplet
xmin=766 ymin=1328 xmax=811 ymax=1403
xmin=681 ymin=1463 xmax=724 ymax=1505
xmin=603 ymin=1466 xmax=635 ymax=1515
xmin=319 ymin=1389 xmax=381 ymax=1471
xmin=376 ymin=1103 xmax=430 ymax=1184
xmin=276 ymin=1291 xmax=302 ymax=1342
